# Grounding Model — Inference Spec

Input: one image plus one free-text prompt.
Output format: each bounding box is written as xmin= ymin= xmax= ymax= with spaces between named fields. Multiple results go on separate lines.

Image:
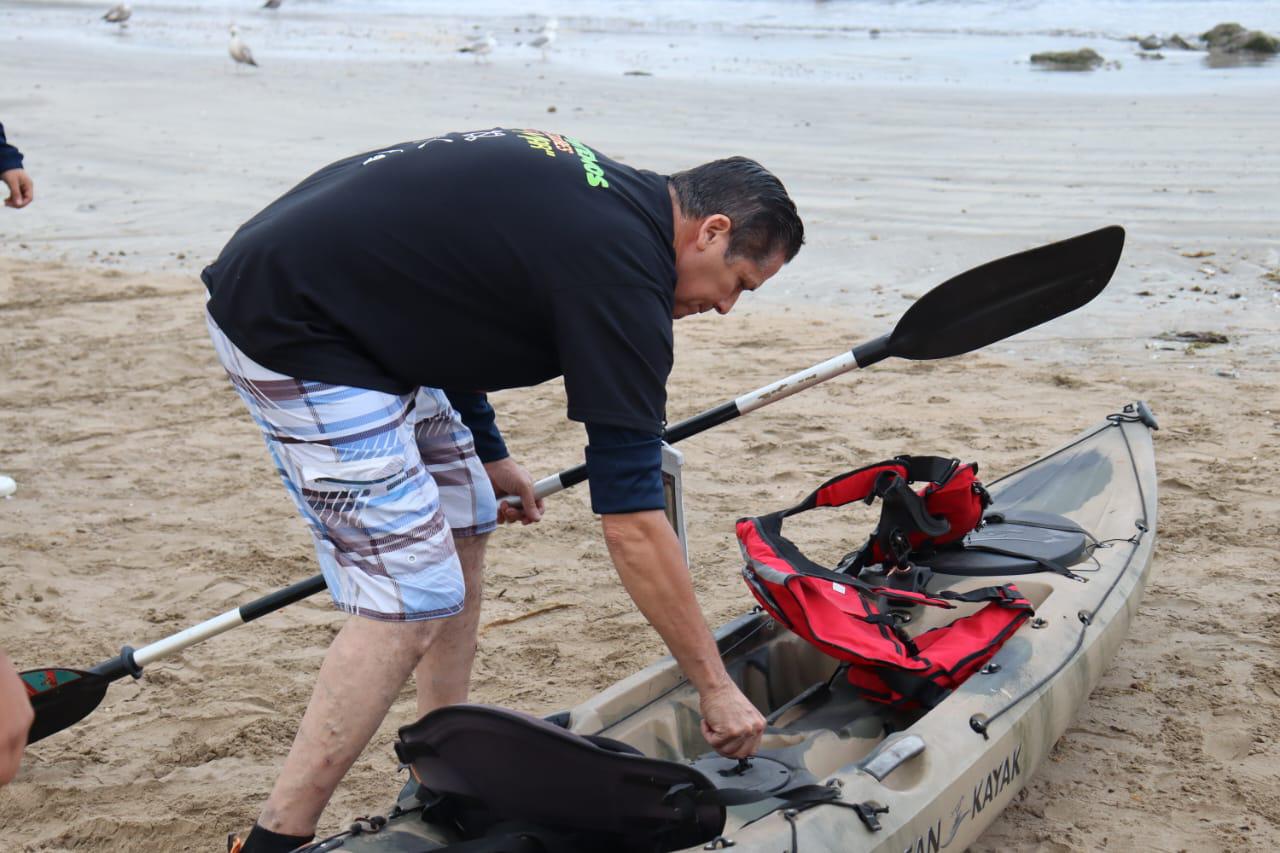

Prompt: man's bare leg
xmin=415 ymin=533 xmax=488 ymax=714
xmin=256 ymin=614 xmax=445 ymax=836
xmin=254 ymin=534 xmax=488 ymax=836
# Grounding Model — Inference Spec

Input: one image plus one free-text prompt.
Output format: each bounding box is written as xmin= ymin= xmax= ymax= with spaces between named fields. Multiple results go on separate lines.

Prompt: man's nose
xmin=715 ymin=291 xmax=741 ymax=314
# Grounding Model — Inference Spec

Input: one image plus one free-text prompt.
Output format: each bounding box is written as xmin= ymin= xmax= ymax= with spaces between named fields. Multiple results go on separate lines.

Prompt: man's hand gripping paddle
xmin=21 ymin=225 xmax=1125 ymax=744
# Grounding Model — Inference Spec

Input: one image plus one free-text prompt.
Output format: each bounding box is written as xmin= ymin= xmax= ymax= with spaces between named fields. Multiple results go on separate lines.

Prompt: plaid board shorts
xmin=206 ymin=310 xmax=498 ymax=622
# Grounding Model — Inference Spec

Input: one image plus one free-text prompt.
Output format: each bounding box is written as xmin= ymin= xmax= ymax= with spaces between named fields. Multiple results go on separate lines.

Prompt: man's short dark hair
xmin=668 ymin=157 xmax=804 ymax=264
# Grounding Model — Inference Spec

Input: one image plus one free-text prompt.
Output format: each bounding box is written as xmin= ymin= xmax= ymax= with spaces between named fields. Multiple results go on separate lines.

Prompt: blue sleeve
xmin=0 ymin=122 xmax=24 ymax=174
xmin=584 ymin=423 xmax=665 ymax=515
xmin=443 ymin=389 xmax=509 ymax=464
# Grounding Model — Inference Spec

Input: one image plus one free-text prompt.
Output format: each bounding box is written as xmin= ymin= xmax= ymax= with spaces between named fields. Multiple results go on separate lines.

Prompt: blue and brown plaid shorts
xmin=207 ymin=311 xmax=497 ymax=622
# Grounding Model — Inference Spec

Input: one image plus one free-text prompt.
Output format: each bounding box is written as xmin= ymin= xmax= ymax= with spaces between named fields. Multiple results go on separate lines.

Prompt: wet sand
xmin=1 ymin=34 xmax=1278 ymax=345
xmin=2 ymin=17 xmax=1280 ymax=853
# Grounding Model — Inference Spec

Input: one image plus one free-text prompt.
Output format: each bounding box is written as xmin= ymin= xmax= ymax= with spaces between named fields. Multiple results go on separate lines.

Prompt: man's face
xmin=672 ymin=214 xmax=786 ymax=319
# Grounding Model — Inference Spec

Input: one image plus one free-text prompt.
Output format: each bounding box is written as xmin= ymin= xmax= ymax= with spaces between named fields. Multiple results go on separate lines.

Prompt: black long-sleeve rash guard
xmin=0 ymin=122 xmax=25 ymax=174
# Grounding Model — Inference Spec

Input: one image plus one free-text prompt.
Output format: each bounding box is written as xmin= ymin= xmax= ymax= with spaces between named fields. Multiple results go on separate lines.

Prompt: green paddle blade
xmin=889 ymin=225 xmax=1126 ymax=361
xmin=22 ymin=668 xmax=110 ymax=744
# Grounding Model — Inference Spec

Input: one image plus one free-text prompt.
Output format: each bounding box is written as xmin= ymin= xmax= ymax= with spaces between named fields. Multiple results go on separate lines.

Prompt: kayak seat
xmin=923 ymin=509 xmax=1089 ymax=576
xmin=394 ymin=704 xmax=726 ymax=853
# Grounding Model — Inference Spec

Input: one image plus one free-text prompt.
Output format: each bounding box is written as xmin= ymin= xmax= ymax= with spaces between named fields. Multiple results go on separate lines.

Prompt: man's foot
xmin=226 ymin=825 xmax=314 ymax=853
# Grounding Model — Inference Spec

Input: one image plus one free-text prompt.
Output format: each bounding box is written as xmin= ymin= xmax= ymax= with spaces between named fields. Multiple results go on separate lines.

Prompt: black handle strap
xmin=955 ymin=545 xmax=1084 ymax=581
xmin=667 ymin=779 xmax=847 ymax=810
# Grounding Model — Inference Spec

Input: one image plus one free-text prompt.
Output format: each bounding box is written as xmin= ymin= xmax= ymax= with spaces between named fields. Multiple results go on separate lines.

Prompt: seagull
xmin=102 ymin=3 xmax=131 ymax=25
xmin=263 ymin=0 xmax=283 ymax=7
xmin=458 ymin=33 xmax=496 ymax=63
xmin=229 ymin=25 xmax=259 ymax=70
xmin=527 ymin=18 xmax=557 ymax=60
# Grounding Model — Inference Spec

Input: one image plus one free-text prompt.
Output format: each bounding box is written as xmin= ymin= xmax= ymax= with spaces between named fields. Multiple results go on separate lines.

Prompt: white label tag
xmin=832 ymin=583 xmax=847 ymax=595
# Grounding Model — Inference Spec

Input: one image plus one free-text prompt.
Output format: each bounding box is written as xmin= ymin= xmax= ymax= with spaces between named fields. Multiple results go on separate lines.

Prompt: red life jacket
xmin=818 ymin=455 xmax=990 ymax=570
xmin=736 ymin=459 xmax=1031 ymax=709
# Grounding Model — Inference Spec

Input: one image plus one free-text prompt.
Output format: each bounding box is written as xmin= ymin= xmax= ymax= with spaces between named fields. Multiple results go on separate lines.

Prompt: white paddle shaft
xmin=132 ymin=609 xmax=244 ymax=669
xmin=507 ymin=349 xmax=861 ymax=509
xmin=731 ymin=350 xmax=860 ymax=416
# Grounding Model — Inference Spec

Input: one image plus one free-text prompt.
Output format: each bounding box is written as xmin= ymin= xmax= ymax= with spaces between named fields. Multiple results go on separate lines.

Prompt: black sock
xmin=242 ymin=823 xmax=315 ymax=853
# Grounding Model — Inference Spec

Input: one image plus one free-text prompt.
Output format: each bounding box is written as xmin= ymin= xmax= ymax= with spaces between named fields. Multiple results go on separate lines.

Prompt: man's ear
xmin=697 ymin=214 xmax=732 ymax=250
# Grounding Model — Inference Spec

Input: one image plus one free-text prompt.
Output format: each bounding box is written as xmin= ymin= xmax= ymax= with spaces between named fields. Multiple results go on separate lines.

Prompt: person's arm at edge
xmin=0 ymin=648 xmax=33 ymax=785
xmin=0 ymin=122 xmax=22 ymax=173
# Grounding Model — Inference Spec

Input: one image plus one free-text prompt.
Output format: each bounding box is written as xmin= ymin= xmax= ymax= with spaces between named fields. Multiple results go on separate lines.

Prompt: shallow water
xmin=2 ymin=0 xmax=1278 ymax=93
xmin=1 ymin=0 xmax=1277 ymax=352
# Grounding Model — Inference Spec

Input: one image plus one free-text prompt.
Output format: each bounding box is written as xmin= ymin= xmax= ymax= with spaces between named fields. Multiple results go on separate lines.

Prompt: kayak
xmin=306 ymin=402 xmax=1158 ymax=853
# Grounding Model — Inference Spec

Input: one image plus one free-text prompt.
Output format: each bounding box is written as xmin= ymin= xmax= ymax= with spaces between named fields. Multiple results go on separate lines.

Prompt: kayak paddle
xmin=22 ymin=574 xmax=325 ymax=743
xmin=518 ymin=224 xmax=1126 ymax=498
xmin=22 ymin=224 xmax=1124 ymax=744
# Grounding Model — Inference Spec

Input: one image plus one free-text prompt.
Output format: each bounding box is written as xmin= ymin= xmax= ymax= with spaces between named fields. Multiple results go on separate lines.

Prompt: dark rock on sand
xmin=1156 ymin=330 xmax=1229 ymax=345
xmin=1138 ymin=35 xmax=1163 ymax=50
xmin=1201 ymin=22 xmax=1279 ymax=54
xmin=1203 ymin=22 xmax=1247 ymax=46
xmin=1167 ymin=34 xmax=1197 ymax=51
xmin=1030 ymin=48 xmax=1104 ymax=70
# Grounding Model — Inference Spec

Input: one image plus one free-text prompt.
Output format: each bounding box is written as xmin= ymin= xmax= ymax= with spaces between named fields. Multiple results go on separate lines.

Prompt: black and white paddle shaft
xmin=24 ymin=574 xmax=327 ymax=743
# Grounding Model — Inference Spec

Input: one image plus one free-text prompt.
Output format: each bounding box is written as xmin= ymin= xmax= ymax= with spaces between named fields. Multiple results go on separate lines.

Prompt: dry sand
xmin=2 ymin=25 xmax=1279 ymax=853
xmin=1 ymin=257 xmax=1277 ymax=851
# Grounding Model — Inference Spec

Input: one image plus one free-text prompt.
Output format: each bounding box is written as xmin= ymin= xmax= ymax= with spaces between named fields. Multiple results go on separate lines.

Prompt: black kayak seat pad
xmin=394 ymin=704 xmax=726 ymax=852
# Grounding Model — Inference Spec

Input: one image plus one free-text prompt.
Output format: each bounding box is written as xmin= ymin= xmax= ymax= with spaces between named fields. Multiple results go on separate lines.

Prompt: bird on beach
xmin=527 ymin=18 xmax=557 ymax=60
xmin=228 ymin=25 xmax=259 ymax=70
xmin=102 ymin=3 xmax=131 ymax=26
xmin=458 ymin=33 xmax=497 ymax=63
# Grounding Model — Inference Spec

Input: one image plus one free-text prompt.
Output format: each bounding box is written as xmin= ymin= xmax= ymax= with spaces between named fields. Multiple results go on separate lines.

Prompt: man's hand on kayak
xmin=699 ymin=680 xmax=766 ymax=759
xmin=484 ymin=457 xmax=544 ymax=525
xmin=600 ymin=511 xmax=765 ymax=759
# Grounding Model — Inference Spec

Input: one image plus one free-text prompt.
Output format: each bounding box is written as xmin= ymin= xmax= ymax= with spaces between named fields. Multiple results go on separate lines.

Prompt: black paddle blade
xmin=888 ymin=225 xmax=1125 ymax=361
xmin=21 ymin=668 xmax=110 ymax=744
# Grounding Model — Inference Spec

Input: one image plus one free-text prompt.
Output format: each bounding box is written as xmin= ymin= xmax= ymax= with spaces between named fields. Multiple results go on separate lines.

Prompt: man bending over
xmin=203 ymin=128 xmax=803 ymax=853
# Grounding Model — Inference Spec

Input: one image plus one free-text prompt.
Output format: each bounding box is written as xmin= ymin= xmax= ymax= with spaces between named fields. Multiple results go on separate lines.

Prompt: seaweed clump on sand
xmin=1029 ymin=48 xmax=1105 ymax=71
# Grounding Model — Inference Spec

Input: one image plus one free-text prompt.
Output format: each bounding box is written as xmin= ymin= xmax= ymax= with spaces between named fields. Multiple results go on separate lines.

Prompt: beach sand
xmin=2 ymin=20 xmax=1279 ymax=852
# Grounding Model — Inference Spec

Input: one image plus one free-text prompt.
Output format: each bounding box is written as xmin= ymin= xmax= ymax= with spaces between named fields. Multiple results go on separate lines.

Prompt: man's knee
xmin=354 ymin=612 xmax=447 ymax=660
